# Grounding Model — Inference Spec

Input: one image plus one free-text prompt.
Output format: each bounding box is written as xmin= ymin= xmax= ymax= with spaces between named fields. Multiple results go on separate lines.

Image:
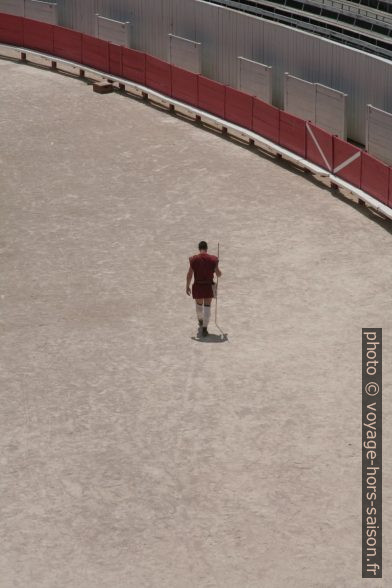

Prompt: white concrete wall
xmin=25 ymin=0 xmax=58 ymax=25
xmin=95 ymin=13 xmax=131 ymax=47
xmin=366 ymin=104 xmax=392 ymax=165
xmin=284 ymin=73 xmax=316 ymax=122
xmin=315 ymin=83 xmax=347 ymax=139
xmin=0 ymin=0 xmax=24 ymax=16
xmin=168 ymin=33 xmax=201 ymax=74
xmin=237 ymin=56 xmax=272 ymax=104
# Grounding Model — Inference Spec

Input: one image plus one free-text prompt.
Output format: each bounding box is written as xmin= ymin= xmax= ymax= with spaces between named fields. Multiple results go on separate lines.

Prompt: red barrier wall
xmin=198 ymin=76 xmax=225 ymax=119
xmin=306 ymin=122 xmax=333 ymax=171
xmin=122 ymin=47 xmax=145 ymax=85
xmin=333 ymin=137 xmax=361 ymax=189
xmin=23 ymin=18 xmax=53 ymax=54
xmin=361 ymin=153 xmax=389 ymax=205
xmin=146 ymin=55 xmax=171 ymax=96
xmin=171 ymin=66 xmax=198 ymax=107
xmin=82 ymin=34 xmax=109 ymax=72
xmin=109 ymin=43 xmax=122 ymax=77
xmin=279 ymin=111 xmax=306 ymax=158
xmin=0 ymin=12 xmax=23 ymax=46
xmin=225 ymin=87 xmax=253 ymax=130
xmin=53 ymin=26 xmax=82 ymax=63
xmin=252 ymin=98 xmax=279 ymax=144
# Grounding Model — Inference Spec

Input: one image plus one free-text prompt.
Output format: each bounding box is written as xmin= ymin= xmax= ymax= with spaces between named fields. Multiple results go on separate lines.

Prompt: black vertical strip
xmin=362 ymin=328 xmax=382 ymax=578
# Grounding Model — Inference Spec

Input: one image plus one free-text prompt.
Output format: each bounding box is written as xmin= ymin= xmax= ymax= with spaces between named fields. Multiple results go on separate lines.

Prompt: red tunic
xmin=189 ymin=252 xmax=219 ymax=299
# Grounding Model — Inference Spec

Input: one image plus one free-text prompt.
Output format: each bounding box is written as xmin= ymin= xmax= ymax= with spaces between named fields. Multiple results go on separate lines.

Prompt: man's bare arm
xmin=215 ymin=265 xmax=222 ymax=278
xmin=186 ymin=267 xmax=193 ymax=295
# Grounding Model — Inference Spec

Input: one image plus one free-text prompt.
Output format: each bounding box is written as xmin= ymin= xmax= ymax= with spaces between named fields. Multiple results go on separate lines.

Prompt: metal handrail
xmin=216 ymin=0 xmax=392 ymax=40
xmin=304 ymin=0 xmax=392 ymax=26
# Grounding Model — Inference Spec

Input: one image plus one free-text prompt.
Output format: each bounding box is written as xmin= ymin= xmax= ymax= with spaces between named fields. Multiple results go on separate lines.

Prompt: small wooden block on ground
xmin=93 ymin=81 xmax=114 ymax=94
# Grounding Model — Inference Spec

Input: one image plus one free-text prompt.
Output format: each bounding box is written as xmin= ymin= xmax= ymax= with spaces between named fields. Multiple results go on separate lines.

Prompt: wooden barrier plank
xmin=0 ymin=12 xmax=23 ymax=46
xmin=279 ymin=111 xmax=306 ymax=158
xmin=23 ymin=18 xmax=54 ymax=54
xmin=361 ymin=152 xmax=389 ymax=205
xmin=198 ymin=76 xmax=225 ymax=119
xmin=53 ymin=26 xmax=82 ymax=63
xmin=146 ymin=55 xmax=171 ymax=96
xmin=252 ymin=98 xmax=279 ymax=144
xmin=171 ymin=65 xmax=198 ymax=107
xmin=122 ymin=47 xmax=146 ymax=85
xmin=225 ymin=86 xmax=253 ymax=130
xmin=306 ymin=122 xmax=333 ymax=171
xmin=82 ymin=34 xmax=109 ymax=72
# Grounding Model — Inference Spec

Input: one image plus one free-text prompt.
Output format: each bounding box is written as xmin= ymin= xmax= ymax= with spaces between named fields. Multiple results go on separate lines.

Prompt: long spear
xmin=214 ymin=242 xmax=226 ymax=340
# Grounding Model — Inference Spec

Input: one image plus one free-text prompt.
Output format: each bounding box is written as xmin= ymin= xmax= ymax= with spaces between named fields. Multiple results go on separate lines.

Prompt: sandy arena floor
xmin=0 ymin=54 xmax=391 ymax=588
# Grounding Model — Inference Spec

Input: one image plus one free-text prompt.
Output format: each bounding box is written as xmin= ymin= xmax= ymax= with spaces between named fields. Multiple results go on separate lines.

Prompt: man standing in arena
xmin=186 ymin=241 xmax=222 ymax=337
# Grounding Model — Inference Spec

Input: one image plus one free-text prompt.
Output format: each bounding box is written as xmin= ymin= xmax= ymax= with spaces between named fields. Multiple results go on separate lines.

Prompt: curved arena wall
xmin=1 ymin=12 xmax=392 ymax=217
xmin=5 ymin=0 xmax=391 ymax=146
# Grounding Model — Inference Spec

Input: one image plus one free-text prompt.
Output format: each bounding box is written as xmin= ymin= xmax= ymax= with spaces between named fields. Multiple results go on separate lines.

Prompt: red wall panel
xmin=252 ymin=98 xmax=279 ymax=144
xmin=333 ymin=136 xmax=362 ymax=188
xmin=108 ymin=42 xmax=122 ymax=77
xmin=171 ymin=65 xmax=198 ymax=107
xmin=0 ymin=12 xmax=23 ymax=46
xmin=53 ymin=26 xmax=82 ymax=63
xmin=279 ymin=111 xmax=306 ymax=158
xmin=82 ymin=34 xmax=109 ymax=72
xmin=198 ymin=76 xmax=225 ymax=119
xmin=145 ymin=55 xmax=171 ymax=96
xmin=361 ymin=152 xmax=389 ymax=205
xmin=23 ymin=18 xmax=53 ymax=54
xmin=306 ymin=122 xmax=333 ymax=171
xmin=225 ymin=86 xmax=253 ymax=129
xmin=122 ymin=47 xmax=145 ymax=84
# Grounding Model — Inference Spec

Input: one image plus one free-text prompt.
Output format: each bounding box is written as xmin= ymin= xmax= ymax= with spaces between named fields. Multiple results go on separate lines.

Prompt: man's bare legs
xmin=196 ymin=298 xmax=213 ymax=335
xmin=195 ymin=300 xmax=204 ymax=325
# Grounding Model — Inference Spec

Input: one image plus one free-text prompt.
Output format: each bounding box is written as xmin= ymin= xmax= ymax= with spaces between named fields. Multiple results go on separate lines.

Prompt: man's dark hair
xmin=198 ymin=241 xmax=208 ymax=251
